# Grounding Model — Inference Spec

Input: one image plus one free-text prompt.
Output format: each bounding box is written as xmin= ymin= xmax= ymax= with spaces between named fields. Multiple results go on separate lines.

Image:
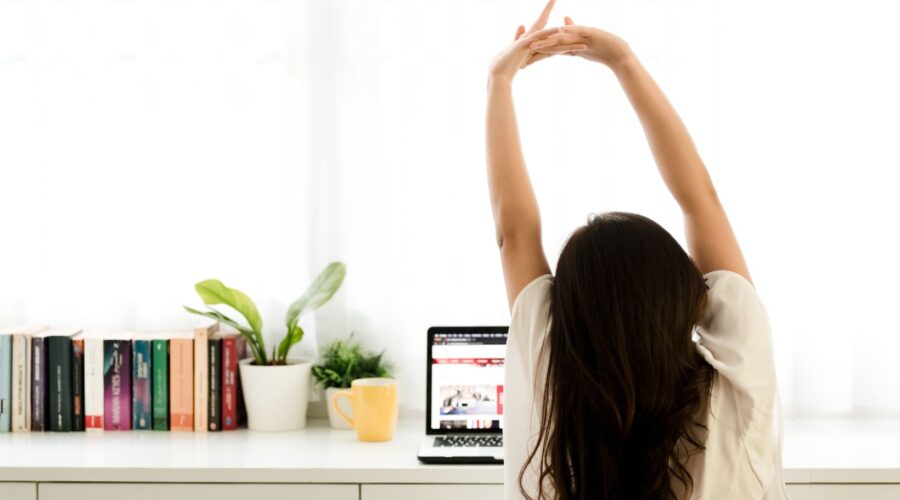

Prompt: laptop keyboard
xmin=434 ymin=435 xmax=503 ymax=448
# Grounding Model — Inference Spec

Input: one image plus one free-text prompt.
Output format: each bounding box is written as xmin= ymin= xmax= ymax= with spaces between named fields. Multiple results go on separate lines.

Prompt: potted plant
xmin=312 ymin=337 xmax=392 ymax=429
xmin=185 ymin=262 xmax=346 ymax=431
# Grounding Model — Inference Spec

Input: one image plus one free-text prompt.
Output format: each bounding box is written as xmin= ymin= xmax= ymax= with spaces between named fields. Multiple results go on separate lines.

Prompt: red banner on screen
xmin=433 ymin=358 xmax=504 ymax=365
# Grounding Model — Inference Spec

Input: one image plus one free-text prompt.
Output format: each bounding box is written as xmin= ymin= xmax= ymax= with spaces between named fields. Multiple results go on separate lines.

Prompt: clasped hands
xmin=489 ymin=0 xmax=632 ymax=84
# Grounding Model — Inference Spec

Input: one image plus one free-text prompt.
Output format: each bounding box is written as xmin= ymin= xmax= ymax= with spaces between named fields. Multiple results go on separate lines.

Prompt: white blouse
xmin=503 ymin=270 xmax=789 ymax=499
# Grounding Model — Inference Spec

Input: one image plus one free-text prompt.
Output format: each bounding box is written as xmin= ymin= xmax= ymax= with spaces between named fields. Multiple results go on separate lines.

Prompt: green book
xmin=151 ymin=339 xmax=169 ymax=430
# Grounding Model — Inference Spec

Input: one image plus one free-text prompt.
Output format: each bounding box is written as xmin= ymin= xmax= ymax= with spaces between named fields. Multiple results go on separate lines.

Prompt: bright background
xmin=2 ymin=0 xmax=899 ymax=418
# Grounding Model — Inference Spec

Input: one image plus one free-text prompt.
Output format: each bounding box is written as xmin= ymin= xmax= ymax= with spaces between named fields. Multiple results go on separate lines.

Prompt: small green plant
xmin=312 ymin=336 xmax=393 ymax=389
xmin=184 ymin=262 xmax=346 ymax=366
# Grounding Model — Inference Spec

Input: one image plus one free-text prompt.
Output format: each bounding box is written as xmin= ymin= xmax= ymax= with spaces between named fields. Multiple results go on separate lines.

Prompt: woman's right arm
xmin=530 ymin=25 xmax=751 ymax=282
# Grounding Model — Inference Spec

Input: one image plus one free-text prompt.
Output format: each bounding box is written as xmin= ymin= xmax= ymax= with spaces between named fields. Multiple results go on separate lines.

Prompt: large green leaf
xmin=285 ymin=262 xmax=346 ymax=329
xmin=195 ymin=279 xmax=263 ymax=334
xmin=183 ymin=305 xmax=268 ymax=365
xmin=183 ymin=305 xmax=250 ymax=336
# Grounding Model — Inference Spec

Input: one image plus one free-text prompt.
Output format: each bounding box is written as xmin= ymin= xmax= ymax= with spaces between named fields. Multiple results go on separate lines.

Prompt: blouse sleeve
xmin=508 ymin=274 xmax=554 ymax=389
xmin=695 ymin=270 xmax=776 ymax=393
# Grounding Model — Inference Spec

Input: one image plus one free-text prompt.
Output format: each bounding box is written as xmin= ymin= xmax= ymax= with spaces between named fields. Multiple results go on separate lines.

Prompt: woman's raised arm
xmin=486 ymin=1 xmax=577 ymax=309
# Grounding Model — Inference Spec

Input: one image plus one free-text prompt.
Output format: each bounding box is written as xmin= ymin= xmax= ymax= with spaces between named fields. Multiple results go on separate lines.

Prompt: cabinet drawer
xmin=362 ymin=484 xmax=502 ymax=500
xmin=39 ymin=483 xmax=358 ymax=500
xmin=0 ymin=483 xmax=36 ymax=500
xmin=787 ymin=484 xmax=900 ymax=500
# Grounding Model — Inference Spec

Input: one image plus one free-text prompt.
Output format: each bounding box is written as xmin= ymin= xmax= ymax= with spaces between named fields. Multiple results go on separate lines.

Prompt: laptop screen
xmin=427 ymin=327 xmax=508 ymax=434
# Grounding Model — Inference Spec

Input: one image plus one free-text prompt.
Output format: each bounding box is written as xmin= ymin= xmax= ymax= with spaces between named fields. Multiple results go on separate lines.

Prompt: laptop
xmin=417 ymin=326 xmax=507 ymax=464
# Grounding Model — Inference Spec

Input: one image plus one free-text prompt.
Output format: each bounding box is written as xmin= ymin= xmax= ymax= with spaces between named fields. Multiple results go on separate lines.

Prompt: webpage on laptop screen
xmin=430 ymin=331 xmax=506 ymax=431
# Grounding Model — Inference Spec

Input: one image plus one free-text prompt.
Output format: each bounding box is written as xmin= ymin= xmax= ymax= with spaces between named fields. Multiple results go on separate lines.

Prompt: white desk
xmin=1 ymin=418 xmax=899 ymax=500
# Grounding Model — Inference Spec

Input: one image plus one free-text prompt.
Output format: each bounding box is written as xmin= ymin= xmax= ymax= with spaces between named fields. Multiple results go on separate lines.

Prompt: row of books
xmin=0 ymin=322 xmax=247 ymax=432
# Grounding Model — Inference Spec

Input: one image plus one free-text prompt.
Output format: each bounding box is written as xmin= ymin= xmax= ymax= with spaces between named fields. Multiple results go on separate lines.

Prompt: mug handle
xmin=332 ymin=390 xmax=355 ymax=428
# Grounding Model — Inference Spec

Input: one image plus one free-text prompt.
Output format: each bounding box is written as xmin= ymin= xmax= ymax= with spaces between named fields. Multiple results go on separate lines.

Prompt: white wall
xmin=2 ymin=0 xmax=899 ymax=417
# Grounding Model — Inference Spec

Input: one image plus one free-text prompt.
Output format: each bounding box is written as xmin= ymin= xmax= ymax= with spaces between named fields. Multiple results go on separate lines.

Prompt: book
xmin=219 ymin=332 xmax=246 ymax=430
xmin=169 ymin=332 xmax=194 ymax=431
xmin=193 ymin=321 xmax=218 ymax=433
xmin=151 ymin=337 xmax=169 ymax=430
xmin=132 ymin=334 xmax=153 ymax=430
xmin=31 ymin=329 xmax=80 ymax=432
xmin=0 ymin=334 xmax=11 ymax=432
xmin=31 ymin=333 xmax=48 ymax=431
xmin=11 ymin=327 xmax=47 ymax=432
xmin=236 ymin=337 xmax=248 ymax=427
xmin=208 ymin=336 xmax=220 ymax=430
xmin=79 ymin=333 xmax=105 ymax=431
xmin=103 ymin=335 xmax=134 ymax=430
xmin=49 ymin=334 xmax=80 ymax=431
xmin=71 ymin=337 xmax=85 ymax=431
xmin=30 ymin=329 xmax=80 ymax=432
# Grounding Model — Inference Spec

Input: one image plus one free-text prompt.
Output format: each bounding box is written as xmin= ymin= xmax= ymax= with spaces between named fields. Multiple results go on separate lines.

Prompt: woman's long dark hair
xmin=521 ymin=212 xmax=714 ymax=500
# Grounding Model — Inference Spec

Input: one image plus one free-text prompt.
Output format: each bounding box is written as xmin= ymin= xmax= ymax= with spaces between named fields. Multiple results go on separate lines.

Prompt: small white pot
xmin=239 ymin=358 xmax=311 ymax=431
xmin=325 ymin=387 xmax=353 ymax=430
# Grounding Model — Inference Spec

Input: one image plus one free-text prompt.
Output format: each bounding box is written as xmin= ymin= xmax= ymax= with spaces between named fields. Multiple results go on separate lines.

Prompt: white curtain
xmin=3 ymin=0 xmax=900 ymax=418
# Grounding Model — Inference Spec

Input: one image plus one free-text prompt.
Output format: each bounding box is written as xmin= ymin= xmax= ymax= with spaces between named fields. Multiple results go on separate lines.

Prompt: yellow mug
xmin=332 ymin=378 xmax=398 ymax=442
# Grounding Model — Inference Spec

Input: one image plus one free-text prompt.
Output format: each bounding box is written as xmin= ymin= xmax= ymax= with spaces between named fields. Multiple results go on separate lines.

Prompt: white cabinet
xmin=362 ymin=484 xmax=503 ymax=500
xmin=39 ymin=483 xmax=358 ymax=500
xmin=787 ymin=484 xmax=900 ymax=500
xmin=9 ymin=481 xmax=900 ymax=499
xmin=0 ymin=483 xmax=36 ymax=500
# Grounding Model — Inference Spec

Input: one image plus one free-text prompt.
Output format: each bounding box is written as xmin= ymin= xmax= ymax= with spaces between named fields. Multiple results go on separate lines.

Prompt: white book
xmin=77 ymin=332 xmax=106 ymax=432
xmin=11 ymin=334 xmax=30 ymax=432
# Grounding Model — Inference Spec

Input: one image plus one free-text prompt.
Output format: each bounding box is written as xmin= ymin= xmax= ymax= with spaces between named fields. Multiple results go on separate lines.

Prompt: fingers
xmin=529 ymin=33 xmax=583 ymax=49
xmin=564 ymin=16 xmax=574 ymax=26
xmin=559 ymin=24 xmax=594 ymax=37
xmin=519 ymin=26 xmax=562 ymax=45
xmin=514 ymin=25 xmax=526 ymax=40
xmin=528 ymin=0 xmax=557 ymax=33
xmin=531 ymin=44 xmax=587 ymax=54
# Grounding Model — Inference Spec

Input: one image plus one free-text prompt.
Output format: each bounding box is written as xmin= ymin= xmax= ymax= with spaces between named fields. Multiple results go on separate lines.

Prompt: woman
xmin=487 ymin=2 xmax=788 ymax=499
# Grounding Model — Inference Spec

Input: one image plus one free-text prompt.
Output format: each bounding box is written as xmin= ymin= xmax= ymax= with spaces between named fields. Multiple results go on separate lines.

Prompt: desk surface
xmin=1 ymin=418 xmax=898 ymax=484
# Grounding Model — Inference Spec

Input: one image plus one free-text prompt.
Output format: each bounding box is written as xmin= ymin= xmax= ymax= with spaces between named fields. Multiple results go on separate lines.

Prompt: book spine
xmin=152 ymin=339 xmax=169 ymax=430
xmin=193 ymin=328 xmax=209 ymax=432
xmin=0 ymin=336 xmax=11 ymax=432
xmin=103 ymin=340 xmax=132 ymax=430
xmin=132 ymin=340 xmax=152 ymax=430
xmin=84 ymin=338 xmax=104 ymax=431
xmin=31 ymin=336 xmax=48 ymax=431
xmin=208 ymin=338 xmax=221 ymax=431
xmin=48 ymin=336 xmax=74 ymax=432
xmin=169 ymin=338 xmax=193 ymax=431
xmin=221 ymin=337 xmax=237 ymax=430
xmin=71 ymin=339 xmax=85 ymax=431
xmin=11 ymin=334 xmax=31 ymax=432
xmin=236 ymin=336 xmax=247 ymax=426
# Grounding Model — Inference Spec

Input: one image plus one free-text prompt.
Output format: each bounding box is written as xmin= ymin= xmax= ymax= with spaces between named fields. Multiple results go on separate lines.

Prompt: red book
xmin=219 ymin=333 xmax=246 ymax=430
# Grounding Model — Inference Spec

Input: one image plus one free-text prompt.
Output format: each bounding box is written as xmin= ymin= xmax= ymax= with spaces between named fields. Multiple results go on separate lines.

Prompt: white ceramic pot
xmin=325 ymin=387 xmax=353 ymax=430
xmin=239 ymin=358 xmax=312 ymax=431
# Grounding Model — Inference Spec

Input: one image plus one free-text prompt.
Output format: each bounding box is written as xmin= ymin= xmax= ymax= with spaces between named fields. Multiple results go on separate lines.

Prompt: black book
xmin=49 ymin=336 xmax=74 ymax=431
xmin=31 ymin=336 xmax=49 ymax=431
xmin=72 ymin=338 xmax=85 ymax=431
xmin=208 ymin=337 xmax=222 ymax=431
